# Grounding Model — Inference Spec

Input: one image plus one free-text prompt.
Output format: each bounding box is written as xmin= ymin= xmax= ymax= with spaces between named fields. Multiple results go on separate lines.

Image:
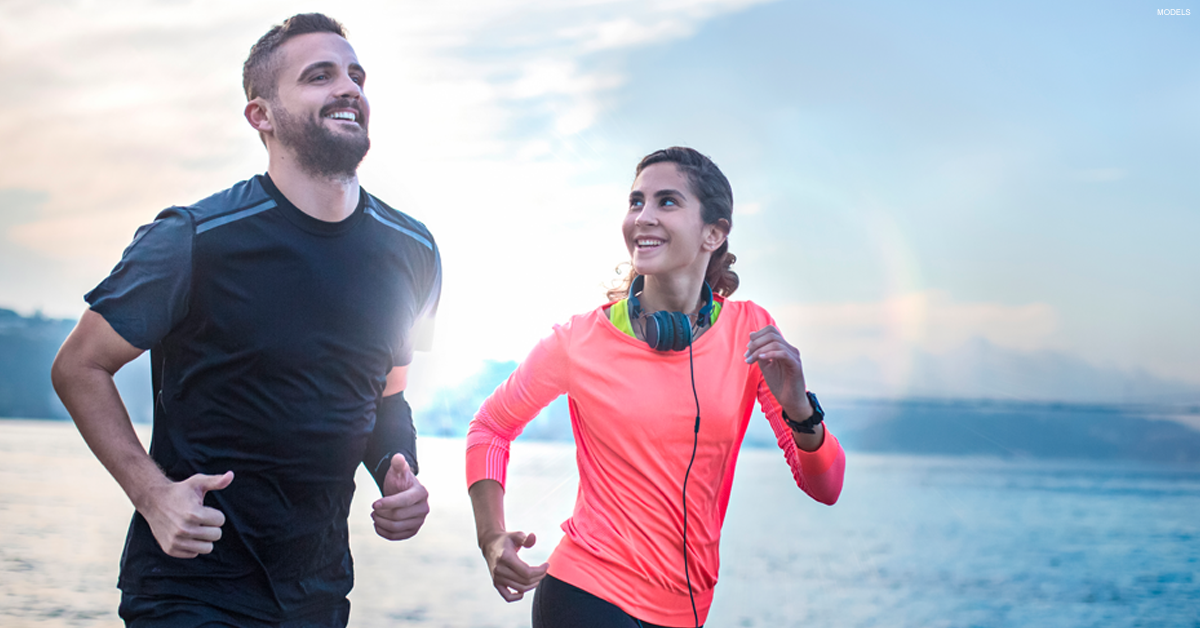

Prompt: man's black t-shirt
xmin=86 ymin=174 xmax=440 ymax=620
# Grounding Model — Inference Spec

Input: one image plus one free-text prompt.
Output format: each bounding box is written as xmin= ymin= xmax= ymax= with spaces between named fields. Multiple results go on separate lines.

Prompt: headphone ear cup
xmin=646 ymin=311 xmax=684 ymax=352
xmin=661 ymin=312 xmax=679 ymax=351
xmin=645 ymin=313 xmax=662 ymax=351
xmin=658 ymin=312 xmax=676 ymax=352
xmin=671 ymin=312 xmax=689 ymax=351
xmin=641 ymin=306 xmax=696 ymax=351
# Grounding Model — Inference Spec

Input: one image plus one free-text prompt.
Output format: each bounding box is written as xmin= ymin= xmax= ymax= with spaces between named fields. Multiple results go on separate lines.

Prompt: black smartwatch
xmin=782 ymin=391 xmax=825 ymax=434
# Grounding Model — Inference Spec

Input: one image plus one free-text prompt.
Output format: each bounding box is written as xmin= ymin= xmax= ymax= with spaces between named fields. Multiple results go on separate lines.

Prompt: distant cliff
xmin=0 ymin=308 xmax=74 ymax=420
xmin=809 ymin=397 xmax=1200 ymax=465
xmin=417 ymin=361 xmax=1200 ymax=465
xmin=0 ymin=308 xmax=152 ymax=422
xmin=416 ymin=360 xmax=572 ymax=442
xmin=4 ymin=310 xmax=1198 ymax=465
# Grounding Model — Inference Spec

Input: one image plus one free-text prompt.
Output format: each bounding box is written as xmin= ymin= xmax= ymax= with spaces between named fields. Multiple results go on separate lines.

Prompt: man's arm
xmin=366 ymin=366 xmax=429 ymax=540
xmin=51 ymin=309 xmax=232 ymax=558
xmin=363 ymin=366 xmax=417 ymax=488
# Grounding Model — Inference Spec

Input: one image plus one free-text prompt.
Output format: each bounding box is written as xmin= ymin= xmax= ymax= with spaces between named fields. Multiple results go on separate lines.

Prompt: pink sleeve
xmin=465 ymin=323 xmax=571 ymax=490
xmin=757 ymin=380 xmax=846 ymax=505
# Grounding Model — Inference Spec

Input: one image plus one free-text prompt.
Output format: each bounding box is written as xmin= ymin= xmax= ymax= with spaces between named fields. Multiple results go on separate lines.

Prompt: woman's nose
xmin=634 ymin=207 xmax=657 ymax=225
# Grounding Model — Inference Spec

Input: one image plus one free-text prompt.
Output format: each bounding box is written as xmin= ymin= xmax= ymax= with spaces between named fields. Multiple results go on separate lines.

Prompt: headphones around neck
xmin=627 ymin=275 xmax=714 ymax=352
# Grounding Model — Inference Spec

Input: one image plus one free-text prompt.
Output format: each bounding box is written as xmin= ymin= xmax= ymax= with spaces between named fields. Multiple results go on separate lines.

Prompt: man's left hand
xmin=371 ymin=454 xmax=429 ymax=541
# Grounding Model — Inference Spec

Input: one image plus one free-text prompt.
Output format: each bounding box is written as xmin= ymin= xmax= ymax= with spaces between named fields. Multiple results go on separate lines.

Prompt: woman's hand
xmin=746 ymin=325 xmax=825 ymax=451
xmin=479 ymin=529 xmax=549 ymax=602
xmin=469 ymin=479 xmax=548 ymax=602
xmin=745 ymin=325 xmax=812 ymax=421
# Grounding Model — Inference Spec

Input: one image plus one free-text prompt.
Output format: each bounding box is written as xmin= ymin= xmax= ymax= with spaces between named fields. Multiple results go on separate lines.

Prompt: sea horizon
xmin=2 ymin=419 xmax=1197 ymax=627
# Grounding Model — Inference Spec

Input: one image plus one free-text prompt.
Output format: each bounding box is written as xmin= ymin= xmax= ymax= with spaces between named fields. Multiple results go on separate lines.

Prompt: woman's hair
xmin=606 ymin=146 xmax=739 ymax=302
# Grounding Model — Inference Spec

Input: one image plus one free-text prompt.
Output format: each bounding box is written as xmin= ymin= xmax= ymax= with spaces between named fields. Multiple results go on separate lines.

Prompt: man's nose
xmin=334 ymin=73 xmax=363 ymax=99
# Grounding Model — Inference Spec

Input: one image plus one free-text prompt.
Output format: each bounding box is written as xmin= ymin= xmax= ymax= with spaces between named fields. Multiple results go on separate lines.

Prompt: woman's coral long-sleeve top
xmin=466 ymin=298 xmax=845 ymax=626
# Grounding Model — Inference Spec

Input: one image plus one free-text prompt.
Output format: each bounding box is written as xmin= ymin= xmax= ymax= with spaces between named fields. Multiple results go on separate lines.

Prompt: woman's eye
xmin=662 ymin=198 xmax=677 ymax=207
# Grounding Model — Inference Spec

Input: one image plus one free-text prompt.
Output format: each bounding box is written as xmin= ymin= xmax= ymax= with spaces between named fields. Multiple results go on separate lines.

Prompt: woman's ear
xmin=703 ymin=218 xmax=730 ymax=252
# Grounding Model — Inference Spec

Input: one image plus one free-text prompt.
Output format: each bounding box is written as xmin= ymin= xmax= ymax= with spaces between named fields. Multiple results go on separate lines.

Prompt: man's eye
xmin=312 ymin=73 xmax=328 ymax=81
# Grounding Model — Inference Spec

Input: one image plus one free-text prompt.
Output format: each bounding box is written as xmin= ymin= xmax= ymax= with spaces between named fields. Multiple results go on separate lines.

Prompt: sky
xmin=0 ymin=0 xmax=1197 ymax=404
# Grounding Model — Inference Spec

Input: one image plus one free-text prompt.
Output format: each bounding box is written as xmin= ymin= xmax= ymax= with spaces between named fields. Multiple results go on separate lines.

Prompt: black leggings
xmin=531 ymin=574 xmax=699 ymax=628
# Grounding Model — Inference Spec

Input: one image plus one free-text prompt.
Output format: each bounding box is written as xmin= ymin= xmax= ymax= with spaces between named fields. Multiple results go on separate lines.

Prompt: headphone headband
xmin=627 ymin=275 xmax=714 ymax=351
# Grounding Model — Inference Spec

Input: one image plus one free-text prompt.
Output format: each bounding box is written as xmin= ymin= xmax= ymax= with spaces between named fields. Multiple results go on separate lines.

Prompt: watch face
xmin=806 ymin=392 xmax=824 ymax=417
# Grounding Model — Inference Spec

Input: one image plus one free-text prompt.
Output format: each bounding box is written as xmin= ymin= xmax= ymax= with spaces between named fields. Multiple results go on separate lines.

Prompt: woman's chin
xmin=632 ymin=264 xmax=662 ymax=278
xmin=631 ymin=255 xmax=671 ymax=277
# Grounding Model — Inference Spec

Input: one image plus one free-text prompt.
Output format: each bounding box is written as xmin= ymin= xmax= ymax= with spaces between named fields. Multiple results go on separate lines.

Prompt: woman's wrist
xmin=477 ymin=526 xmax=507 ymax=549
xmin=792 ymin=423 xmax=825 ymax=452
xmin=782 ymin=397 xmax=813 ymax=423
xmin=781 ymin=392 xmax=825 ymax=436
xmin=468 ymin=479 xmax=508 ymax=549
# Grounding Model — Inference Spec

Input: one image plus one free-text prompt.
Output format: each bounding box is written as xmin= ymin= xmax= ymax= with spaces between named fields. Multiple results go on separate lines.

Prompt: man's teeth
xmin=326 ymin=111 xmax=357 ymax=121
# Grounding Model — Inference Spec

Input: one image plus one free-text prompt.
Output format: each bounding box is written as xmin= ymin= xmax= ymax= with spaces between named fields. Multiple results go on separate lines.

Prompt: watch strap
xmin=782 ymin=391 xmax=825 ymax=434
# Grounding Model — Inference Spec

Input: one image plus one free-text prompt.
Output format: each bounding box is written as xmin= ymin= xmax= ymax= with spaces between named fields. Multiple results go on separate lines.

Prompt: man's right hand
xmin=53 ymin=310 xmax=234 ymax=560
xmin=139 ymin=471 xmax=234 ymax=559
xmin=480 ymin=529 xmax=549 ymax=602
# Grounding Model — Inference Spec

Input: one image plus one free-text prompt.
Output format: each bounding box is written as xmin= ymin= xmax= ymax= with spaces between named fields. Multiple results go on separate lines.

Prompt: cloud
xmin=828 ymin=337 xmax=1200 ymax=404
xmin=0 ymin=0 xmax=772 ymax=318
xmin=771 ymin=291 xmax=1068 ymax=397
xmin=3 ymin=0 xmax=1196 ymax=397
xmin=771 ymin=291 xmax=1200 ymax=402
xmin=776 ymin=289 xmax=1060 ymax=357
xmin=0 ymin=190 xmax=48 ymax=227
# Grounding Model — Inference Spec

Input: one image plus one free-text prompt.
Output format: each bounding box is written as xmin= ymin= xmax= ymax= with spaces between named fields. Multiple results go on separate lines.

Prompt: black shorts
xmin=531 ymin=574 xmax=700 ymax=628
xmin=118 ymin=593 xmax=349 ymax=628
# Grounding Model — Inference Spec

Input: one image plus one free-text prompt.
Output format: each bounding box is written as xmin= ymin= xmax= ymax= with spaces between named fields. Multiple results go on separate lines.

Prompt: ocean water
xmin=1 ymin=419 xmax=1197 ymax=627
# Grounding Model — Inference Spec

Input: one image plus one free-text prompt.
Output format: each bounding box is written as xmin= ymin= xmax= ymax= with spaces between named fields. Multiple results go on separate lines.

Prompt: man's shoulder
xmin=175 ymin=175 xmax=275 ymax=227
xmin=361 ymin=193 xmax=436 ymax=252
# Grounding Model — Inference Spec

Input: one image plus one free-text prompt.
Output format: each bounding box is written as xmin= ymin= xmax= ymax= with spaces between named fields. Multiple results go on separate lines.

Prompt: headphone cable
xmin=682 ymin=337 xmax=700 ymax=628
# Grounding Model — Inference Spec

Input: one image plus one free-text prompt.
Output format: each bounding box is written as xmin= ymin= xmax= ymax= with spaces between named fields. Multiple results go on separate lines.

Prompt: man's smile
xmin=325 ymin=110 xmax=358 ymax=122
xmin=320 ymin=101 xmax=365 ymax=127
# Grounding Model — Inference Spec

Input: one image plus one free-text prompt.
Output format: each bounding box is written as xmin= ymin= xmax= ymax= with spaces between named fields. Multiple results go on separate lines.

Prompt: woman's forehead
xmin=633 ymin=162 xmax=690 ymax=192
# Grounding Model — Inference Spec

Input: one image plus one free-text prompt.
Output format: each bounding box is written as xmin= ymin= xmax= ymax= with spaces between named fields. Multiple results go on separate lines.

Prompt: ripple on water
xmin=2 ymin=421 xmax=1198 ymax=627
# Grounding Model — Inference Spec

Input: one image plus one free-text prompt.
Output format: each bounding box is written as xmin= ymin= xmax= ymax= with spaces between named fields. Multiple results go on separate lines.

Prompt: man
xmin=51 ymin=13 xmax=440 ymax=627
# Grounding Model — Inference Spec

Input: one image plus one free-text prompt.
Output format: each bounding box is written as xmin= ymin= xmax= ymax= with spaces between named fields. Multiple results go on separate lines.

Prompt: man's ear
xmin=703 ymin=218 xmax=730 ymax=252
xmin=244 ymin=97 xmax=273 ymax=135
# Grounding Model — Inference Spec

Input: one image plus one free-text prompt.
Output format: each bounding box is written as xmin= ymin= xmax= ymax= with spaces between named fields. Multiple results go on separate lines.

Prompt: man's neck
xmin=267 ymin=156 xmax=361 ymax=222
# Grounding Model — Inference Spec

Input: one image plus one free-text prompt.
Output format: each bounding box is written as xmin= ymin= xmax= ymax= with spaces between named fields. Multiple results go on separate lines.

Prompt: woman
xmin=466 ymin=147 xmax=846 ymax=628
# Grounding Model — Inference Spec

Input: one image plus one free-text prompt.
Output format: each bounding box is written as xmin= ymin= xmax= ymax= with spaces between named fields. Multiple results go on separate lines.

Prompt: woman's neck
xmin=637 ymin=272 xmax=706 ymax=315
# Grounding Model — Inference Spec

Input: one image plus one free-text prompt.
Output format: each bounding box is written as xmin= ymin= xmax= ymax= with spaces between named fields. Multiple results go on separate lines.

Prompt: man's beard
xmin=273 ymin=102 xmax=370 ymax=180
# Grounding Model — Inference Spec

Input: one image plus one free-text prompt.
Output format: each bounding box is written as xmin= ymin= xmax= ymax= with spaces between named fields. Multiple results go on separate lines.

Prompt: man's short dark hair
xmin=243 ymin=13 xmax=347 ymax=101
